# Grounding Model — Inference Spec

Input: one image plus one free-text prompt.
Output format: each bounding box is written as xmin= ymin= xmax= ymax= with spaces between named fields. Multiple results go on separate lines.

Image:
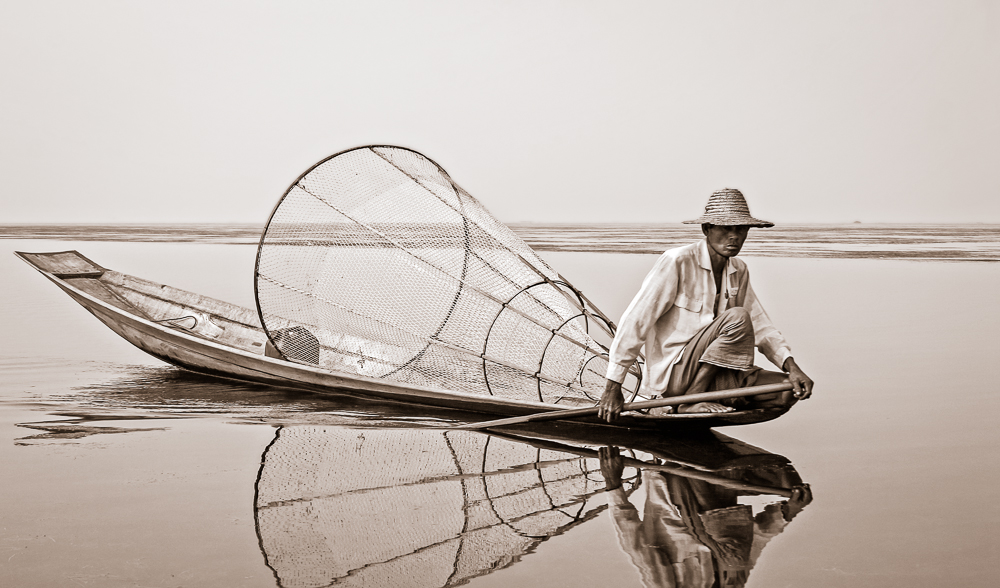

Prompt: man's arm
xmin=750 ymin=484 xmax=813 ymax=569
xmin=604 ymin=254 xmax=680 ymax=385
xmin=600 ymin=253 xmax=681 ymax=422
xmin=739 ymin=271 xmax=815 ymax=401
xmin=741 ymin=278 xmax=792 ymax=369
xmin=598 ymin=447 xmax=677 ymax=583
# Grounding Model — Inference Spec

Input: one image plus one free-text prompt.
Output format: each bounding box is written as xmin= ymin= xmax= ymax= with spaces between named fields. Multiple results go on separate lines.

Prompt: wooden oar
xmin=455 ymin=381 xmax=794 ymax=430
xmin=486 ymin=430 xmax=794 ymax=498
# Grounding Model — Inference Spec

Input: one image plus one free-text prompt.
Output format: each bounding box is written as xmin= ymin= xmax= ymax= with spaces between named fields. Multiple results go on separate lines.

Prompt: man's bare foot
xmin=678 ymin=402 xmax=735 ymax=414
xmin=648 ymin=405 xmax=675 ymax=416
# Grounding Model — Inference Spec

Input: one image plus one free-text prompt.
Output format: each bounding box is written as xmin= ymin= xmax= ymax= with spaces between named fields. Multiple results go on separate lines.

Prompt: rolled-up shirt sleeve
xmin=606 ymin=255 xmax=679 ymax=383
xmin=743 ymin=279 xmax=793 ymax=369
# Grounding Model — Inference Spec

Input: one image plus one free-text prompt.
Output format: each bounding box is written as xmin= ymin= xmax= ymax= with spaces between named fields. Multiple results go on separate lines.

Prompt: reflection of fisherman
xmin=599 ymin=447 xmax=812 ymax=588
xmin=599 ymin=189 xmax=814 ymax=420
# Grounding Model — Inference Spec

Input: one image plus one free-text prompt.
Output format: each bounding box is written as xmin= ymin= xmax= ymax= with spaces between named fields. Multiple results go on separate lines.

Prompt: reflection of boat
xmin=16 ymin=250 xmax=789 ymax=428
xmin=253 ymin=425 xmax=803 ymax=588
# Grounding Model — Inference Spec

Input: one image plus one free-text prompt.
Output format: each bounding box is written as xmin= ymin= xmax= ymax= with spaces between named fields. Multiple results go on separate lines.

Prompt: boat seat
xmin=15 ymin=251 xmax=106 ymax=279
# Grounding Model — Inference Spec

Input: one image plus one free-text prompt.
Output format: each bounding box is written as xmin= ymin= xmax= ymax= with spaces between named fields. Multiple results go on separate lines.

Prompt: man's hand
xmin=598 ymin=379 xmax=625 ymax=422
xmin=598 ymin=446 xmax=625 ymax=490
xmin=781 ymin=483 xmax=813 ymax=521
xmin=782 ymin=357 xmax=814 ymax=400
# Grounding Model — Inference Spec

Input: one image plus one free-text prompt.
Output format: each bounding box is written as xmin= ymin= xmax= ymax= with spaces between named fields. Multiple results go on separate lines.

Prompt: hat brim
xmin=682 ymin=215 xmax=774 ymax=228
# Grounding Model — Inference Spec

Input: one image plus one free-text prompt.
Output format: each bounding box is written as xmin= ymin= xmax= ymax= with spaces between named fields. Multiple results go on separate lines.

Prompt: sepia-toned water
xmin=1 ymin=225 xmax=998 ymax=587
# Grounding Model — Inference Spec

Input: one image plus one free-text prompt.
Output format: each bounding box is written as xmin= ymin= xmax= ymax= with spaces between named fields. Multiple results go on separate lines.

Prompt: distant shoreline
xmin=2 ymin=223 xmax=998 ymax=261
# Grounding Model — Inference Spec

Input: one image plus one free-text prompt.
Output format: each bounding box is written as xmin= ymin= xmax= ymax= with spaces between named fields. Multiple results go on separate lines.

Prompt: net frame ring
xmin=586 ymin=312 xmax=617 ymax=341
xmin=539 ymin=312 xmax=602 ymax=402
xmin=480 ymin=451 xmax=642 ymax=535
xmin=482 ymin=280 xmax=595 ymax=400
xmin=253 ymin=145 xmax=462 ymax=364
xmin=577 ymin=353 xmax=642 ymax=404
xmin=479 ymin=444 xmax=628 ymax=539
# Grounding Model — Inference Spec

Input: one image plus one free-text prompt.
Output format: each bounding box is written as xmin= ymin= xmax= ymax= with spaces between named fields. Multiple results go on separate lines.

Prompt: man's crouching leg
xmin=675 ymin=307 xmax=756 ymax=414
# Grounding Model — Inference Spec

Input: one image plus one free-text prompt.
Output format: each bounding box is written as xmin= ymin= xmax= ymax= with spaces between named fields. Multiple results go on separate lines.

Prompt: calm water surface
xmin=1 ymin=230 xmax=998 ymax=587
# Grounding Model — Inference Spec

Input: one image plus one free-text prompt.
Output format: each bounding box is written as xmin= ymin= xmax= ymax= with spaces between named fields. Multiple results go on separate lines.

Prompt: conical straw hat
xmin=682 ymin=188 xmax=774 ymax=228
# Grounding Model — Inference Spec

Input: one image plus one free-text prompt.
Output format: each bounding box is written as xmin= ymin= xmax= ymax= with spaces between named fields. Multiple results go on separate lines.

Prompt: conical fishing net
xmin=255 ymin=145 xmax=641 ymax=404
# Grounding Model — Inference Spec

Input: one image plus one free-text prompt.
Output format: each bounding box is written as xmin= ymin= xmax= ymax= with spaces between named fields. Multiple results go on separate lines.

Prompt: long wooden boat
xmin=16 ymin=250 xmax=790 ymax=429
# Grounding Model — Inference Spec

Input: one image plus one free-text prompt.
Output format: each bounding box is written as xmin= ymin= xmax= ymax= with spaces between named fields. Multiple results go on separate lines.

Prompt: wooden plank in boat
xmin=15 ymin=251 xmax=107 ymax=278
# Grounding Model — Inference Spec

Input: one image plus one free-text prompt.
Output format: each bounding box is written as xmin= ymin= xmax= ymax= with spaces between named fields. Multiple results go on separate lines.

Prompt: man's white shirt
xmin=605 ymin=239 xmax=792 ymax=394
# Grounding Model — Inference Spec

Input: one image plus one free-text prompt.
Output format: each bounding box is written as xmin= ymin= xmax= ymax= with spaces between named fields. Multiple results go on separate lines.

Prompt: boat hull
xmin=16 ymin=250 xmax=790 ymax=428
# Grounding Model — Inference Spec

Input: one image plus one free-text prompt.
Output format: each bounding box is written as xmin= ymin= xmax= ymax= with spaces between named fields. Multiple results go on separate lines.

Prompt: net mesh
xmin=255 ymin=146 xmax=640 ymax=404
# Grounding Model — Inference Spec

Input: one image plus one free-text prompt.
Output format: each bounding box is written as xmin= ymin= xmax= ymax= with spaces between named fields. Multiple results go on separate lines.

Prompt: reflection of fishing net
xmin=255 ymin=426 xmax=639 ymax=588
xmin=254 ymin=146 xmax=640 ymax=404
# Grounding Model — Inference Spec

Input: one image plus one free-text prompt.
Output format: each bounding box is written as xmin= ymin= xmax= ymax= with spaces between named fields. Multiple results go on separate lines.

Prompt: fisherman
xmin=598 ymin=188 xmax=814 ymax=421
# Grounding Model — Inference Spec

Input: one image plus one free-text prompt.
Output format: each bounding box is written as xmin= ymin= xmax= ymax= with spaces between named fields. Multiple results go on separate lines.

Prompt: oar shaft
xmin=456 ymin=381 xmax=793 ymax=429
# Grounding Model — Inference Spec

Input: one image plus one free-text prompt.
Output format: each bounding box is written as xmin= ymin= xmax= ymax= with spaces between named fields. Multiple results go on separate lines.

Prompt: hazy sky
xmin=2 ymin=1 xmax=998 ymax=224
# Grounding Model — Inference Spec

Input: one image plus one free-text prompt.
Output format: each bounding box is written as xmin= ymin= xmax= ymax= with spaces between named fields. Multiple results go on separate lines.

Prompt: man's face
xmin=703 ymin=224 xmax=750 ymax=258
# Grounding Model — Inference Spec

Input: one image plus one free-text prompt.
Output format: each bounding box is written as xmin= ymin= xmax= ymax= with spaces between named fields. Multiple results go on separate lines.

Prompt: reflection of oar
xmin=487 ymin=430 xmax=793 ymax=498
xmin=456 ymin=382 xmax=794 ymax=430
